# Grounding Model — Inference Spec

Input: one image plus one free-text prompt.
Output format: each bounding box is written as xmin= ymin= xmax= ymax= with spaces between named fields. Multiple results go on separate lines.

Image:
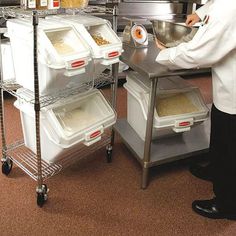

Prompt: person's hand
xmin=155 ymin=38 xmax=166 ymax=50
xmin=185 ymin=13 xmax=200 ymax=27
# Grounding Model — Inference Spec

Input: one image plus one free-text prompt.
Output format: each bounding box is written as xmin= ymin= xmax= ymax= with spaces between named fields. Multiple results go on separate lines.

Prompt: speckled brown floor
xmin=1 ymin=74 xmax=236 ymax=236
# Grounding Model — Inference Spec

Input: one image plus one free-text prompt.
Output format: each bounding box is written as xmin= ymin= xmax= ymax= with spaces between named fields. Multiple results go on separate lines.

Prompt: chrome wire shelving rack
xmin=0 ymin=73 xmax=114 ymax=182
xmin=0 ymin=71 xmax=115 ymax=181
xmin=0 ymin=7 xmax=119 ymax=207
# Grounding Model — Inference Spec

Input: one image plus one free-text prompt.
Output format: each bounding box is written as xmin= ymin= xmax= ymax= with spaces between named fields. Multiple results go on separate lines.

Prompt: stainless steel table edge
xmin=120 ymin=42 xmax=211 ymax=80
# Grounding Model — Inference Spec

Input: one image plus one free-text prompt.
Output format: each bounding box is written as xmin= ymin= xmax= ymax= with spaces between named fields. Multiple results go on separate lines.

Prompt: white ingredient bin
xmin=46 ymin=15 xmax=123 ymax=75
xmin=0 ymin=39 xmax=15 ymax=81
xmin=7 ymin=18 xmax=92 ymax=95
xmin=14 ymin=88 xmax=116 ymax=164
xmin=124 ymin=71 xmax=209 ymax=141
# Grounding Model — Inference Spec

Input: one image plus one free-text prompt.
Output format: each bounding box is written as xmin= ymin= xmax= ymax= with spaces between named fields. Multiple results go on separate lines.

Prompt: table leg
xmin=141 ymin=77 xmax=158 ymax=189
xmin=141 ymin=166 xmax=149 ymax=189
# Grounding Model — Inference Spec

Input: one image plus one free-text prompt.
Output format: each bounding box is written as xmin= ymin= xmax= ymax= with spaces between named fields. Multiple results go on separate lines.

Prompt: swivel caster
xmin=2 ymin=158 xmax=13 ymax=176
xmin=36 ymin=184 xmax=48 ymax=207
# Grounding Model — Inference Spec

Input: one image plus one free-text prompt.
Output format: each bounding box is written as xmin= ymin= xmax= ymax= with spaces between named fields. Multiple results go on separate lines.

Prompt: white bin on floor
xmin=46 ymin=15 xmax=123 ymax=77
xmin=14 ymin=89 xmax=116 ymax=164
xmin=7 ymin=18 xmax=92 ymax=95
xmin=124 ymin=71 xmax=209 ymax=141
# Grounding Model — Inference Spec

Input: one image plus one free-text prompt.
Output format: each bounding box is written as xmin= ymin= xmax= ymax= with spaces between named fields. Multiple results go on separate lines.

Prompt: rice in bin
xmin=52 ymin=40 xmax=75 ymax=55
xmin=156 ymin=93 xmax=199 ymax=117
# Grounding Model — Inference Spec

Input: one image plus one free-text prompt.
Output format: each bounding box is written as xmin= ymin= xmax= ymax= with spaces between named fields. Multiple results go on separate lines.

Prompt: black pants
xmin=210 ymin=104 xmax=236 ymax=212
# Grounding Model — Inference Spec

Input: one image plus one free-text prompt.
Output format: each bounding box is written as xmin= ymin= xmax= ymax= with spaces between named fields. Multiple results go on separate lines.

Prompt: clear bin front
xmin=53 ymin=92 xmax=112 ymax=137
xmin=88 ymin=24 xmax=118 ymax=47
xmin=45 ymin=27 xmax=86 ymax=56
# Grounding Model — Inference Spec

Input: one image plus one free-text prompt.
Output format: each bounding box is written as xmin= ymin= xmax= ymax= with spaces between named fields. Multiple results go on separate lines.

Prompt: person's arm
xmin=195 ymin=0 xmax=213 ymax=20
xmin=156 ymin=11 xmax=236 ymax=70
xmin=185 ymin=0 xmax=213 ymax=26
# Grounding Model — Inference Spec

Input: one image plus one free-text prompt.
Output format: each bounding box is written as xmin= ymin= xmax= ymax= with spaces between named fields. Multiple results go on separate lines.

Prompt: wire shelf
xmin=0 ymin=6 xmax=113 ymax=19
xmin=6 ymin=134 xmax=111 ymax=181
xmin=0 ymin=79 xmax=21 ymax=91
xmin=7 ymin=140 xmax=62 ymax=181
xmin=0 ymin=81 xmax=92 ymax=107
xmin=65 ymin=6 xmax=113 ymax=15
xmin=0 ymin=72 xmax=113 ymax=107
xmin=94 ymin=71 xmax=114 ymax=89
xmin=0 ymin=6 xmax=58 ymax=19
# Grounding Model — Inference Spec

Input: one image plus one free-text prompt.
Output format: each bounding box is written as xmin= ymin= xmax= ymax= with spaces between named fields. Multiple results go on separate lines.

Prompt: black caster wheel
xmin=36 ymin=184 xmax=48 ymax=207
xmin=106 ymin=149 xmax=112 ymax=163
xmin=2 ymin=158 xmax=13 ymax=176
xmin=37 ymin=193 xmax=46 ymax=207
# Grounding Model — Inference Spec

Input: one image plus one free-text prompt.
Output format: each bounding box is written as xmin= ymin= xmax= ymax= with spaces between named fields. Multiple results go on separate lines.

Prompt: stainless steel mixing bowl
xmin=151 ymin=20 xmax=198 ymax=48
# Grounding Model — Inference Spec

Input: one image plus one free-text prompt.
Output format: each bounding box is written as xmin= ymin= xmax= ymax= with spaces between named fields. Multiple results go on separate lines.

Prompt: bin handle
xmin=69 ymin=60 xmax=85 ymax=69
xmin=172 ymin=118 xmax=194 ymax=133
xmin=83 ymin=126 xmax=104 ymax=146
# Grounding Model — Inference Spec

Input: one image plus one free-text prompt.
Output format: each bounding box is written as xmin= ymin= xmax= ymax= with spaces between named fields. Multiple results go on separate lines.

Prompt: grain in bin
xmin=124 ymin=71 xmax=209 ymax=140
xmin=46 ymin=15 xmax=123 ymax=77
xmin=7 ymin=17 xmax=92 ymax=95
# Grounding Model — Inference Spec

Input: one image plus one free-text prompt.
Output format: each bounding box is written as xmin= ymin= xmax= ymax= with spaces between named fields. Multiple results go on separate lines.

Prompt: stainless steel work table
xmin=114 ymin=41 xmax=210 ymax=189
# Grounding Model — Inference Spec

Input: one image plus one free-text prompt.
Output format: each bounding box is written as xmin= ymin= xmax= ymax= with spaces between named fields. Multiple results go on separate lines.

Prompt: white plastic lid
xmin=47 ymin=15 xmax=107 ymax=26
xmin=126 ymin=71 xmax=198 ymax=94
xmin=40 ymin=19 xmax=91 ymax=68
xmin=43 ymin=26 xmax=91 ymax=70
xmin=7 ymin=18 xmax=91 ymax=69
xmin=53 ymin=91 xmax=112 ymax=137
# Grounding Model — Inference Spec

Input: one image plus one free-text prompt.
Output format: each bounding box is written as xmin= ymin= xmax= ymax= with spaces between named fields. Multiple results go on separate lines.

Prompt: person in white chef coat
xmin=186 ymin=2 xmax=215 ymax=183
xmin=155 ymin=0 xmax=236 ymax=220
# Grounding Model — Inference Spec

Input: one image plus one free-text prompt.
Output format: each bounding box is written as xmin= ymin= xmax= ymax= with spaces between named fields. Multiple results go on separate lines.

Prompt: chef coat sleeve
xmin=156 ymin=16 xmax=236 ymax=70
xmin=195 ymin=0 xmax=213 ymax=20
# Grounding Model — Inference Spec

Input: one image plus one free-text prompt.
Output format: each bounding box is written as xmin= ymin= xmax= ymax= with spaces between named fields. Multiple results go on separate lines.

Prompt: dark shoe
xmin=189 ymin=164 xmax=213 ymax=181
xmin=192 ymin=198 xmax=236 ymax=220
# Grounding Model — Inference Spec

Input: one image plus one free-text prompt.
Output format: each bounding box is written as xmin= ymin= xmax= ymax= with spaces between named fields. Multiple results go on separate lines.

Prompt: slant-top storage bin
xmin=46 ymin=15 xmax=123 ymax=77
xmin=7 ymin=18 xmax=92 ymax=95
xmin=0 ymin=39 xmax=15 ymax=81
xmin=14 ymin=88 xmax=116 ymax=164
xmin=124 ymin=71 xmax=209 ymax=141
